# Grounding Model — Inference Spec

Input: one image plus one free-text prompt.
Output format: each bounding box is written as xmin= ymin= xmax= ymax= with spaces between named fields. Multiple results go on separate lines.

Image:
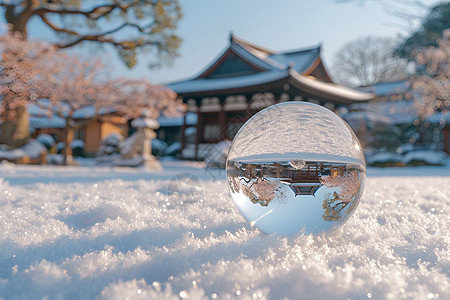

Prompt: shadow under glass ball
xmin=226 ymin=102 xmax=366 ymax=235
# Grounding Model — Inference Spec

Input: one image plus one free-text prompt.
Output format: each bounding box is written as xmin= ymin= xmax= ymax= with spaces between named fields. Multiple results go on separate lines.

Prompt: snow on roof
xmin=289 ymin=70 xmax=375 ymax=102
xmin=233 ymin=37 xmax=321 ymax=74
xmin=169 ymin=35 xmax=373 ymax=103
xmin=27 ymin=101 xmax=118 ymax=130
xmin=72 ymin=106 xmax=116 ymax=119
xmin=29 ymin=116 xmax=66 ymax=129
xmin=269 ymin=47 xmax=320 ymax=73
xmin=158 ymin=112 xmax=197 ymax=127
xmin=169 ymin=69 xmax=289 ymax=94
xmin=373 ymin=81 xmax=409 ymax=96
xmin=230 ymin=34 xmax=275 ymax=55
xmin=169 ymin=68 xmax=374 ymax=102
xmin=169 ymin=35 xmax=323 ymax=94
xmin=347 ymin=100 xmax=450 ymax=125
xmin=343 ymin=110 xmax=392 ymax=125
xmin=28 ymin=101 xmax=116 ymax=120
xmin=230 ymin=34 xmax=321 ymax=73
xmin=359 ymin=81 xmax=409 ymax=97
xmin=232 ymin=42 xmax=283 ymax=70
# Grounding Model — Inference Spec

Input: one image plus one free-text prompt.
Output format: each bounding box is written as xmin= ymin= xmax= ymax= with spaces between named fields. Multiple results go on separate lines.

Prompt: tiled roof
xmin=168 ymin=35 xmax=321 ymax=94
xmin=169 ymin=69 xmax=289 ymax=94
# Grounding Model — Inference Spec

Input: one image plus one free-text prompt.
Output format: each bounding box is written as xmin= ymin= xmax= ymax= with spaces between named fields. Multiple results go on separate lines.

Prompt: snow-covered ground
xmin=0 ymin=160 xmax=449 ymax=300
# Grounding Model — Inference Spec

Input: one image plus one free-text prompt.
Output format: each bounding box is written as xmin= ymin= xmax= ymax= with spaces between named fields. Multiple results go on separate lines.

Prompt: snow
xmin=71 ymin=139 xmax=85 ymax=149
xmin=131 ymin=118 xmax=160 ymax=129
xmin=289 ymin=70 xmax=375 ymax=101
xmin=204 ymin=140 xmax=231 ymax=168
xmin=0 ymin=160 xmax=449 ymax=299
xmin=29 ymin=115 xmax=66 ymax=130
xmin=346 ymin=100 xmax=450 ymax=126
xmin=232 ymin=42 xmax=281 ymax=70
xmin=367 ymin=152 xmax=403 ymax=166
xmin=165 ymin=142 xmax=181 ymax=156
xmin=0 ymin=139 xmax=46 ymax=160
xmin=152 ymin=139 xmax=169 ymax=155
xmin=167 ymin=37 xmax=373 ymax=102
xmin=270 ymin=47 xmax=320 ymax=72
xmin=158 ymin=112 xmax=198 ymax=127
xmin=36 ymin=134 xmax=55 ymax=147
xmin=358 ymin=81 xmax=409 ymax=97
xmin=402 ymin=150 xmax=447 ymax=165
xmin=169 ymin=69 xmax=289 ymax=94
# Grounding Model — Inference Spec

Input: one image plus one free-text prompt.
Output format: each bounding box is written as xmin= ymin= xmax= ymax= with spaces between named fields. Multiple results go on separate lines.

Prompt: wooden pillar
xmin=443 ymin=125 xmax=450 ymax=155
xmin=219 ymin=96 xmax=227 ymax=140
xmin=195 ymin=99 xmax=203 ymax=160
xmin=180 ymin=108 xmax=187 ymax=157
xmin=244 ymin=94 xmax=253 ymax=119
xmin=273 ymin=92 xmax=282 ymax=103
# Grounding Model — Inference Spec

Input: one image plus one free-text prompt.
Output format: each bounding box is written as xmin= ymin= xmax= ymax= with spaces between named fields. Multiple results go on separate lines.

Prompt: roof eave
xmin=288 ymin=70 xmax=375 ymax=105
xmin=175 ymin=73 xmax=290 ymax=99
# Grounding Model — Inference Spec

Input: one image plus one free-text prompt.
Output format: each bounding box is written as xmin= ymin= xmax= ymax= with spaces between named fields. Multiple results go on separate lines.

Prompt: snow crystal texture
xmin=0 ymin=161 xmax=449 ymax=299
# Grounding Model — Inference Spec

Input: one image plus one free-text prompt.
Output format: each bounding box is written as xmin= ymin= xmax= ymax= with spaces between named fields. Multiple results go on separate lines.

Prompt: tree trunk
xmin=0 ymin=106 xmax=30 ymax=148
xmin=1 ymin=2 xmax=37 ymax=149
xmin=63 ymin=118 xmax=74 ymax=166
xmin=5 ymin=1 xmax=37 ymax=38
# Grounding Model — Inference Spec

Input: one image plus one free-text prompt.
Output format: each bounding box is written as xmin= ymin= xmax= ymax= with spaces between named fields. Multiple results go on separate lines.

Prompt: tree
xmin=0 ymin=32 xmax=57 ymax=148
xmin=332 ymin=36 xmax=411 ymax=87
xmin=0 ymin=0 xmax=182 ymax=150
xmin=0 ymin=0 xmax=183 ymax=68
xmin=334 ymin=0 xmax=440 ymax=30
xmin=408 ymin=29 xmax=449 ymax=119
xmin=320 ymin=170 xmax=360 ymax=222
xmin=395 ymin=2 xmax=450 ymax=59
xmin=0 ymin=32 xmax=184 ymax=165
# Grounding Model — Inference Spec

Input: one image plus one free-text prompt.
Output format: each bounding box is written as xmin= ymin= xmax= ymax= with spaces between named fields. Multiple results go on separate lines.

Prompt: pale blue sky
xmin=115 ymin=0 xmax=436 ymax=84
xmin=0 ymin=0 xmax=441 ymax=84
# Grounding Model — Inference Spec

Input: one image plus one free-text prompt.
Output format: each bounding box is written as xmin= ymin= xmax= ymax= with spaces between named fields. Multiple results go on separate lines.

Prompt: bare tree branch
xmin=38 ymin=15 xmax=80 ymax=35
xmin=33 ymin=1 xmax=140 ymax=20
xmin=332 ymin=36 xmax=411 ymax=86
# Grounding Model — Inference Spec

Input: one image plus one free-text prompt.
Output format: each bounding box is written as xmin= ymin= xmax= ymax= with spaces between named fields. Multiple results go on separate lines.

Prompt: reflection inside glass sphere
xmin=228 ymin=157 xmax=365 ymax=235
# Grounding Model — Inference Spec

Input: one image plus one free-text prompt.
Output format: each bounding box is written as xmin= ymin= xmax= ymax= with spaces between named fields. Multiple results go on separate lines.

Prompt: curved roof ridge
xmin=168 ymin=69 xmax=289 ymax=94
xmin=231 ymin=42 xmax=285 ymax=70
xmin=193 ymin=45 xmax=233 ymax=78
xmin=288 ymin=69 xmax=375 ymax=102
xmin=230 ymin=34 xmax=275 ymax=55
xmin=282 ymin=44 xmax=322 ymax=56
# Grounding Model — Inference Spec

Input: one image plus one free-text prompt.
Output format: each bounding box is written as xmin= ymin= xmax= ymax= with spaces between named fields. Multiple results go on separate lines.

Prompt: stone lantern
xmin=118 ymin=110 xmax=162 ymax=170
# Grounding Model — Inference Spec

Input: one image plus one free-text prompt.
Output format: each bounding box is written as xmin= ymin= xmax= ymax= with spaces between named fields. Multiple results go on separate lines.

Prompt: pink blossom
xmin=320 ymin=170 xmax=360 ymax=203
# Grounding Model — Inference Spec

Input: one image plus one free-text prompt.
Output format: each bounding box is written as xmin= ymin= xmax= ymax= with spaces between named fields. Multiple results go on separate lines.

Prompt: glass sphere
xmin=226 ymin=102 xmax=366 ymax=235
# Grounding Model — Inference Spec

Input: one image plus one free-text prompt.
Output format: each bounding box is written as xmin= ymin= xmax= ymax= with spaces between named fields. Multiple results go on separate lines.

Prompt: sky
xmin=0 ymin=0 xmax=442 ymax=84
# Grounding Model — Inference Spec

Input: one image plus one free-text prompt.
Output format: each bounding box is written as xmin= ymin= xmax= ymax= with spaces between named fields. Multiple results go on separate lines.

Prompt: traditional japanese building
xmin=169 ymin=34 xmax=375 ymax=159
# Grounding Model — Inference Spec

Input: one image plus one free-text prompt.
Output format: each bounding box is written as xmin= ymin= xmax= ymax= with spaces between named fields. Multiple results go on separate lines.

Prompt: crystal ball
xmin=226 ymin=102 xmax=366 ymax=235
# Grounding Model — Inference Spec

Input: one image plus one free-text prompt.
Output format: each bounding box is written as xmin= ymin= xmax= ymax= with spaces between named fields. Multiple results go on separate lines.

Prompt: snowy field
xmin=0 ymin=159 xmax=449 ymax=300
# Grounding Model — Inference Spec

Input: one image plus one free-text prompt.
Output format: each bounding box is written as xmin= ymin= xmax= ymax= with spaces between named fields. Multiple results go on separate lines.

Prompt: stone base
xmin=142 ymin=156 xmax=163 ymax=171
xmin=113 ymin=155 xmax=162 ymax=170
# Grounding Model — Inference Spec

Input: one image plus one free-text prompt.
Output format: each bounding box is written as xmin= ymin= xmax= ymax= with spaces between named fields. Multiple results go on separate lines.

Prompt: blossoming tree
xmin=0 ymin=0 xmax=182 ymax=150
xmin=0 ymin=33 xmax=184 ymax=165
xmin=409 ymin=29 xmax=450 ymax=120
xmin=0 ymin=32 xmax=56 ymax=148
